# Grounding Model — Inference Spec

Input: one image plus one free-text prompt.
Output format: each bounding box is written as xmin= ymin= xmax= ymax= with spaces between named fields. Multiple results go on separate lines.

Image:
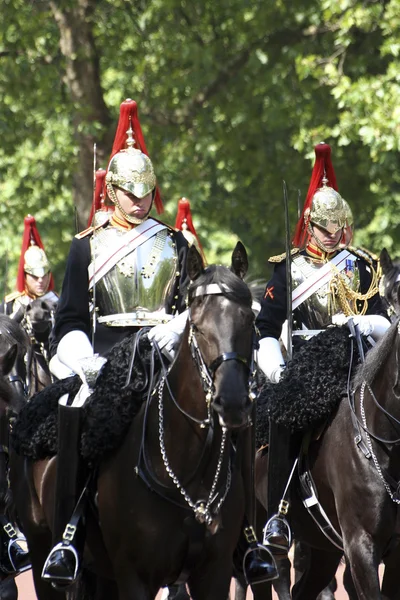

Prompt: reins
xmin=137 ymin=278 xmax=255 ymax=527
xmin=348 ymin=319 xmax=400 ymax=503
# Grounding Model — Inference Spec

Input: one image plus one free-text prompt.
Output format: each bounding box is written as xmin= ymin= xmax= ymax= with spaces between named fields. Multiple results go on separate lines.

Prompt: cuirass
xmin=291 ymin=252 xmax=360 ymax=331
xmin=89 ymin=225 xmax=179 ymax=326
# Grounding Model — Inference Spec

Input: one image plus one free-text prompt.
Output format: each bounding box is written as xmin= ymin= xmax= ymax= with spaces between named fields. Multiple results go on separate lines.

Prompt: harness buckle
xmin=3 ymin=523 xmax=17 ymax=539
xmin=62 ymin=524 xmax=77 ymax=543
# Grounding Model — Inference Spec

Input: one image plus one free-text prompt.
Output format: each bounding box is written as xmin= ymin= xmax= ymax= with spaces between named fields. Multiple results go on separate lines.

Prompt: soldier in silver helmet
xmin=254 ymin=143 xmax=390 ymax=576
xmin=42 ymin=99 xmax=191 ymax=587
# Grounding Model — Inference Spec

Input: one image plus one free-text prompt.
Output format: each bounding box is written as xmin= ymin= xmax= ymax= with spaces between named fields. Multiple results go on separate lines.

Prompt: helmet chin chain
xmin=107 ymin=184 xmax=152 ymax=225
xmin=307 ymin=222 xmax=344 ymax=254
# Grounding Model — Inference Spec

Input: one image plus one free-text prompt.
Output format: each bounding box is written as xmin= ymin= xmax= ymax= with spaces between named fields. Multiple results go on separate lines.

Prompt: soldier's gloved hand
xmin=57 ymin=330 xmax=94 ymax=383
xmin=147 ymin=310 xmax=189 ymax=362
xmin=257 ymin=337 xmax=286 ymax=384
xmin=333 ymin=314 xmax=390 ymax=342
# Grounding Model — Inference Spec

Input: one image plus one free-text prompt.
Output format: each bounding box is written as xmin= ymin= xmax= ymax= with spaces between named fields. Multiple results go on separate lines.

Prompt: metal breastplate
xmin=90 ymin=226 xmax=178 ymax=327
xmin=291 ymin=252 xmax=360 ymax=331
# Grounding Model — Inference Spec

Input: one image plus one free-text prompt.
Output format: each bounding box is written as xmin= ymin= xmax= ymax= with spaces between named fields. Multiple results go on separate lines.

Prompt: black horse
xmin=380 ymin=248 xmax=400 ymax=319
xmin=0 ymin=312 xmax=53 ymax=600
xmin=10 ymin=243 xmax=258 ymax=600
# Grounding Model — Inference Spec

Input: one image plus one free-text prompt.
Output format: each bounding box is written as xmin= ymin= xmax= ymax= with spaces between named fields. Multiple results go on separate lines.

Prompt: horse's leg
xmin=345 ymin=536 xmax=381 ymax=600
xmin=291 ymin=547 xmax=341 ymax=600
xmin=270 ymin=557 xmax=291 ymax=600
xmin=164 ymin=584 xmax=190 ymax=600
xmin=187 ymin=556 xmax=232 ymax=600
xmin=293 ymin=541 xmax=337 ymax=600
xmin=0 ymin=579 xmax=18 ymax=600
xmin=342 ymin=557 xmax=358 ymax=600
xmin=381 ymin=548 xmax=400 ymax=600
xmin=114 ymin=572 xmax=156 ymax=600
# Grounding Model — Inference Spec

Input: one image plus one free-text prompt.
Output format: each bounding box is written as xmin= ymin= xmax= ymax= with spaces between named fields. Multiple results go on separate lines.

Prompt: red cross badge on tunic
xmin=264 ymin=286 xmax=274 ymax=300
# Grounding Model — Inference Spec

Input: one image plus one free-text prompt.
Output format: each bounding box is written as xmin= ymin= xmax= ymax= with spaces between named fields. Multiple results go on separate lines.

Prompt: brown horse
xmin=254 ymin=303 xmax=400 ymax=599
xmin=11 ymin=243 xmax=258 ymax=600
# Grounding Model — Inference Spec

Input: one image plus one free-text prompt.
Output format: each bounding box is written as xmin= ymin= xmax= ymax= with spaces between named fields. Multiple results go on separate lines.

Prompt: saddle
xmin=11 ymin=331 xmax=163 ymax=465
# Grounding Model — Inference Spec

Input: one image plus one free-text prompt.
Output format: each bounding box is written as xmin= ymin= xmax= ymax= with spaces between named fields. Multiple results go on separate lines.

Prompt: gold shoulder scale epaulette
xmin=268 ymin=248 xmax=300 ymax=263
xmin=348 ymin=246 xmax=378 ymax=265
xmin=75 ymin=222 xmax=106 ymax=239
xmin=4 ymin=291 xmax=23 ymax=303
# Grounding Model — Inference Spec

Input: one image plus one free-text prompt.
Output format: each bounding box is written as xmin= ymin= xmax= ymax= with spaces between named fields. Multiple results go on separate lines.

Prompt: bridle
xmin=348 ymin=319 xmax=400 ymax=504
xmin=158 ymin=282 xmax=257 ymax=428
xmin=140 ymin=279 xmax=256 ymax=527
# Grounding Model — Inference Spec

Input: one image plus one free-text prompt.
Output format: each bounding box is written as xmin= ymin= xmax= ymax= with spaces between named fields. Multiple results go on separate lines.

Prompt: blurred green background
xmin=0 ymin=0 xmax=399 ymax=293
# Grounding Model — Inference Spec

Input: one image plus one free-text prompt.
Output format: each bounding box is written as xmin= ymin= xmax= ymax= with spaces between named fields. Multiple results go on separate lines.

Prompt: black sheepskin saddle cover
xmin=12 ymin=333 xmax=159 ymax=465
xmin=255 ymin=325 xmax=361 ymax=448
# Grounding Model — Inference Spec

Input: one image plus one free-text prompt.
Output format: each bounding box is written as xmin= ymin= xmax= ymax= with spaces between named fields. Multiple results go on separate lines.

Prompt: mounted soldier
xmin=255 ymin=142 xmax=391 ymax=576
xmin=0 ymin=214 xmax=58 ymax=579
xmin=2 ymin=215 xmax=58 ymax=334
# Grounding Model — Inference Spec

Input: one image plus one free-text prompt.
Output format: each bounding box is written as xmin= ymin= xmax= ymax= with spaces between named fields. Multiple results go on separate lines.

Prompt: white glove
xmin=333 ymin=314 xmax=390 ymax=342
xmin=57 ymin=330 xmax=94 ymax=382
xmin=147 ymin=310 xmax=189 ymax=361
xmin=49 ymin=355 xmax=75 ymax=380
xmin=257 ymin=337 xmax=286 ymax=384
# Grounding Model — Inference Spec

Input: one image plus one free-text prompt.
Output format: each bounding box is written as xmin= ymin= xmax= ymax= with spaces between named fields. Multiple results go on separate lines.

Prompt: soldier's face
xmin=25 ymin=272 xmax=50 ymax=297
xmin=311 ymin=224 xmax=343 ymax=250
xmin=114 ymin=188 xmax=153 ymax=221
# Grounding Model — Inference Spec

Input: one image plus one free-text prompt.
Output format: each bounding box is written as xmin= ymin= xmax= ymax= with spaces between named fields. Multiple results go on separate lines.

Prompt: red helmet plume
xmin=175 ymin=197 xmax=206 ymax=261
xmin=105 ymin=99 xmax=163 ymax=214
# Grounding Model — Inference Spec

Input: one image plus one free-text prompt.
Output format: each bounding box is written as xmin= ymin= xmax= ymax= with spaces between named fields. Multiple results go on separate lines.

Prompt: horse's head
xmin=24 ymin=298 xmax=56 ymax=344
xmin=0 ymin=344 xmax=23 ymax=414
xmin=380 ymin=248 xmax=400 ymax=319
xmin=186 ymin=242 xmax=255 ymax=429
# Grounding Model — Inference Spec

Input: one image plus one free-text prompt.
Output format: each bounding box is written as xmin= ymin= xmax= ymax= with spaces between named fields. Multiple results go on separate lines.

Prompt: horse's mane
xmin=189 ymin=265 xmax=252 ymax=307
xmin=0 ymin=315 xmax=30 ymax=355
xmin=353 ymin=317 xmax=400 ymax=388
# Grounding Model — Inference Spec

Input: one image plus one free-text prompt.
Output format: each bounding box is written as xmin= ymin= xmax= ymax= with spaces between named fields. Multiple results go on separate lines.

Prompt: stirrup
xmin=41 ymin=541 xmax=79 ymax=585
xmin=0 ymin=521 xmax=31 ymax=576
xmin=1 ymin=535 xmax=31 ymax=576
xmin=243 ymin=542 xmax=279 ymax=585
xmin=262 ymin=513 xmax=292 ymax=554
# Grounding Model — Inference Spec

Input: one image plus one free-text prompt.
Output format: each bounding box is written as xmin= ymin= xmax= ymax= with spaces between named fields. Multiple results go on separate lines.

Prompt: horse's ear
xmin=0 ymin=344 xmax=18 ymax=378
xmin=187 ymin=245 xmax=204 ymax=281
xmin=231 ymin=241 xmax=248 ymax=280
xmin=380 ymin=248 xmax=393 ymax=276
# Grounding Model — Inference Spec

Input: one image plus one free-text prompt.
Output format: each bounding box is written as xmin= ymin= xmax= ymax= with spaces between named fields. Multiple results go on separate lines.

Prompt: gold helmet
xmin=105 ymin=99 xmax=162 ymax=217
xmin=24 ymin=245 xmax=50 ymax=277
xmin=106 ymin=145 xmax=156 ymax=199
xmin=17 ymin=215 xmax=54 ymax=294
xmin=293 ymin=142 xmax=353 ymax=248
xmin=307 ymin=180 xmax=353 ymax=235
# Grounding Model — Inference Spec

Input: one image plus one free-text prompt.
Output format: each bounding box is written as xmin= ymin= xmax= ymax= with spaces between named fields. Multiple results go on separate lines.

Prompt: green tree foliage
xmin=0 ymin=0 xmax=398 ymax=293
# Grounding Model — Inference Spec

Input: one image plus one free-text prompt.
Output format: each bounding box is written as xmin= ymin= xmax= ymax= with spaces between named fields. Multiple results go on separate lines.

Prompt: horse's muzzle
xmin=212 ymin=394 xmax=252 ymax=429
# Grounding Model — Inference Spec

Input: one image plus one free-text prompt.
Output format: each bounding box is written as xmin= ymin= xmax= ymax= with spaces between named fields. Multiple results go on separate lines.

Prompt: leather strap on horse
xmin=298 ymin=433 xmax=344 ymax=551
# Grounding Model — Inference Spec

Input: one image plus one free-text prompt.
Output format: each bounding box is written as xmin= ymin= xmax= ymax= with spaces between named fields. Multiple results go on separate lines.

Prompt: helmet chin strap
xmin=307 ymin=222 xmax=343 ymax=254
xmin=107 ymin=184 xmax=152 ymax=225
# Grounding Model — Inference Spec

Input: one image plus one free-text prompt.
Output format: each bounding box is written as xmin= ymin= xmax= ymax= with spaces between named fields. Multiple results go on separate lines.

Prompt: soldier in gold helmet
xmin=42 ymin=99 xmax=191 ymax=587
xmin=2 ymin=215 xmax=58 ymax=320
xmin=253 ymin=143 xmax=390 ymax=576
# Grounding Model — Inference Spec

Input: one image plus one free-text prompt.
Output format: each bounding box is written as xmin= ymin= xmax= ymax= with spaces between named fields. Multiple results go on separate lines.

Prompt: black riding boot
xmin=42 ymin=398 xmax=86 ymax=588
xmin=238 ymin=425 xmax=278 ymax=585
xmin=263 ymin=421 xmax=298 ymax=559
xmin=0 ymin=413 xmax=31 ymax=577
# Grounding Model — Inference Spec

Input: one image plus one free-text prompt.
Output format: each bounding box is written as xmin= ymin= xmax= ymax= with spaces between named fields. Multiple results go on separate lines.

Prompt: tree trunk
xmin=49 ymin=0 xmax=115 ymax=230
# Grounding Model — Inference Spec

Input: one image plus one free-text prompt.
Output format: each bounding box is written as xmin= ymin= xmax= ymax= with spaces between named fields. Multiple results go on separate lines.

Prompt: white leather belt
xmin=98 ymin=312 xmax=174 ymax=327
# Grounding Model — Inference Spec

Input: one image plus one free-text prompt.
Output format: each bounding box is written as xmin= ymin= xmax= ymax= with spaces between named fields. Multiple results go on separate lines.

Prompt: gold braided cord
xmin=328 ymin=262 xmax=380 ymax=317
